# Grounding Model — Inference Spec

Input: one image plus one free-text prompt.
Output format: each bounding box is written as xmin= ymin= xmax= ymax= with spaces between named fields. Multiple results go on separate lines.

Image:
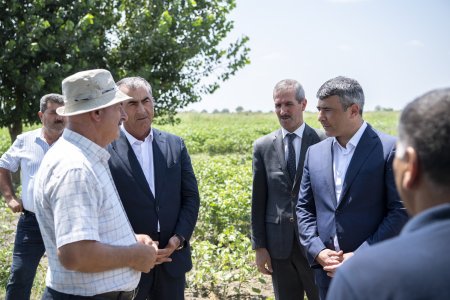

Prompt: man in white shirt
xmin=33 ymin=69 xmax=158 ymax=299
xmin=0 ymin=94 xmax=65 ymax=300
xmin=296 ymin=76 xmax=408 ymax=299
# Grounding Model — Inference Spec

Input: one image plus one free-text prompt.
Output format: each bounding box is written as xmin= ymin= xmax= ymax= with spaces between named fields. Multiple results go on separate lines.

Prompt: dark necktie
xmin=286 ymin=133 xmax=297 ymax=181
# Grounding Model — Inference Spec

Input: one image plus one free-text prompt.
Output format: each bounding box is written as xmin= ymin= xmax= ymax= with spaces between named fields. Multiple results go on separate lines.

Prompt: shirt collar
xmin=63 ymin=128 xmax=110 ymax=162
xmin=282 ymin=123 xmax=306 ymax=140
xmin=333 ymin=121 xmax=367 ymax=151
xmin=121 ymin=125 xmax=153 ymax=145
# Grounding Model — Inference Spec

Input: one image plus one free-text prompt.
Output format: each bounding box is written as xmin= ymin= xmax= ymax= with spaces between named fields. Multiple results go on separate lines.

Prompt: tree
xmin=0 ymin=0 xmax=119 ymax=142
xmin=0 ymin=0 xmax=250 ymax=141
xmin=235 ymin=106 xmax=244 ymax=113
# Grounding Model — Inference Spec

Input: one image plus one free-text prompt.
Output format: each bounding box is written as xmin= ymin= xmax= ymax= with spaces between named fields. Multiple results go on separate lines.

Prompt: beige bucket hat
xmin=56 ymin=69 xmax=132 ymax=116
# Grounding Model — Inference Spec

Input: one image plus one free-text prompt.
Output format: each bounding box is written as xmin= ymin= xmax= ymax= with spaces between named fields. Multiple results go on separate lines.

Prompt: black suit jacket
xmin=108 ymin=128 xmax=200 ymax=277
xmin=251 ymin=124 xmax=324 ymax=259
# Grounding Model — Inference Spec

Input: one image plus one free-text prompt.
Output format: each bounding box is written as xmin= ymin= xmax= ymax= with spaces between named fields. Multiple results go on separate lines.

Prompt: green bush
xmin=188 ymin=154 xmax=267 ymax=297
xmin=0 ymin=206 xmax=14 ymax=289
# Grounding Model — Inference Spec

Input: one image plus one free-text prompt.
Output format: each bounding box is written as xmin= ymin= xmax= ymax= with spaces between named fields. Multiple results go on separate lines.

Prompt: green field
xmin=0 ymin=111 xmax=400 ymax=299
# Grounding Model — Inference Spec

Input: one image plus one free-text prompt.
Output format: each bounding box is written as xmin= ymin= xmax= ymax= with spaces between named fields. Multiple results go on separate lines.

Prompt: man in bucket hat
xmin=33 ymin=69 xmax=158 ymax=300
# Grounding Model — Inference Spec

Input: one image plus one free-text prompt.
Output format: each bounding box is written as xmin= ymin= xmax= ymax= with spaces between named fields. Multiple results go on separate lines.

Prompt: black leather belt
xmin=93 ymin=289 xmax=137 ymax=300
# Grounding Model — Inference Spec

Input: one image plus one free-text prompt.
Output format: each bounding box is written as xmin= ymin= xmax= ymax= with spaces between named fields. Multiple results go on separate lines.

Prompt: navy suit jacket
xmin=108 ymin=128 xmax=200 ymax=277
xmin=328 ymin=203 xmax=450 ymax=300
xmin=296 ymin=124 xmax=408 ymax=287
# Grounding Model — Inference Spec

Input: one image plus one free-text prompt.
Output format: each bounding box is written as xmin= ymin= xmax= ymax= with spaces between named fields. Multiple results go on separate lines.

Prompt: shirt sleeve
xmin=0 ymin=135 xmax=24 ymax=172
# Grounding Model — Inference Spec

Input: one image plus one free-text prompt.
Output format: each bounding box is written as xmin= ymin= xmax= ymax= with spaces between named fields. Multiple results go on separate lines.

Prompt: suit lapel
xmin=338 ymin=125 xmax=378 ymax=205
xmin=296 ymin=125 xmax=313 ymax=182
xmin=152 ymin=128 xmax=167 ymax=200
xmin=324 ymin=139 xmax=338 ymax=207
xmin=112 ymin=131 xmax=154 ymax=199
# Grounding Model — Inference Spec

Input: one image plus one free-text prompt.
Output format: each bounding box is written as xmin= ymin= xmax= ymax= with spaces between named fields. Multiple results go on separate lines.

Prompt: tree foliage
xmin=0 ymin=0 xmax=250 ymax=141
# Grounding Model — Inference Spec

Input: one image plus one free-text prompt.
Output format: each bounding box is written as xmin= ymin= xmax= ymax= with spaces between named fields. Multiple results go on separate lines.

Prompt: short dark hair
xmin=398 ymin=88 xmax=450 ymax=186
xmin=40 ymin=94 xmax=64 ymax=112
xmin=316 ymin=76 xmax=364 ymax=114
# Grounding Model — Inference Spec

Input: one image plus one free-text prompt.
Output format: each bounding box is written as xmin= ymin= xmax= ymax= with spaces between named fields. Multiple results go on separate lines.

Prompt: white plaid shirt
xmin=34 ymin=129 xmax=140 ymax=296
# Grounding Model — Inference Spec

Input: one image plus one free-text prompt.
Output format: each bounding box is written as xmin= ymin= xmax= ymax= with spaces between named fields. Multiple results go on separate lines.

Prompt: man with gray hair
xmin=327 ymin=88 xmax=450 ymax=299
xmin=251 ymin=79 xmax=323 ymax=300
xmin=34 ymin=69 xmax=158 ymax=299
xmin=108 ymin=76 xmax=200 ymax=300
xmin=0 ymin=93 xmax=65 ymax=300
xmin=296 ymin=76 xmax=408 ymax=299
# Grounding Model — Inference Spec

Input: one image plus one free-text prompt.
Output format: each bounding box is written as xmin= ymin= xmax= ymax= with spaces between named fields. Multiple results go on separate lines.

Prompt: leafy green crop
xmin=0 ymin=111 xmax=399 ymax=299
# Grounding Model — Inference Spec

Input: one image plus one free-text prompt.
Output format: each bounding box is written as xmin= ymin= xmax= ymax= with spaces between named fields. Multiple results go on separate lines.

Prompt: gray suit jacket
xmin=251 ymin=124 xmax=324 ymax=259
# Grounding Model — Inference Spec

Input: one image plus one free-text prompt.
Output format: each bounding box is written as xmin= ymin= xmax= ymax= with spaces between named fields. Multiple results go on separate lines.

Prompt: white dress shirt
xmin=281 ymin=123 xmax=306 ymax=168
xmin=121 ymin=126 xmax=155 ymax=197
xmin=332 ymin=121 xmax=367 ymax=250
xmin=121 ymin=126 xmax=160 ymax=231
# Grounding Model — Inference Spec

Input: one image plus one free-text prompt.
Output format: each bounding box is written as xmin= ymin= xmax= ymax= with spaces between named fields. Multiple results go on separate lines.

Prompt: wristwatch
xmin=174 ymin=234 xmax=186 ymax=250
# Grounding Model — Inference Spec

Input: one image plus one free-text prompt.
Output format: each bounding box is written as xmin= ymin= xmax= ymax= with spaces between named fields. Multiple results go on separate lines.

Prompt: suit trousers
xmin=134 ymin=263 xmax=186 ymax=300
xmin=271 ymin=240 xmax=319 ymax=300
xmin=6 ymin=211 xmax=45 ymax=300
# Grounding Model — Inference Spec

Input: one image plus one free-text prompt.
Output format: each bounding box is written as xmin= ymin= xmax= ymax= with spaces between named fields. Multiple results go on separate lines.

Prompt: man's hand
xmin=320 ymin=250 xmax=354 ymax=277
xmin=255 ymin=248 xmax=273 ymax=275
xmin=6 ymin=197 xmax=23 ymax=213
xmin=316 ymin=248 xmax=343 ymax=277
xmin=155 ymin=235 xmax=180 ymax=265
xmin=129 ymin=242 xmax=158 ymax=273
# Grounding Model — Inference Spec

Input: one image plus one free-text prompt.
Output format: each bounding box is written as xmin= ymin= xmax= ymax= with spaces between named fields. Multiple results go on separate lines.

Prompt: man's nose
xmin=317 ymin=110 xmax=324 ymax=121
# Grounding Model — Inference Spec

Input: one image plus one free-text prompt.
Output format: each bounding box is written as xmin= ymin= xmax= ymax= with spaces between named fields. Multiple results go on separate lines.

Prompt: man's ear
xmin=89 ymin=110 xmax=102 ymax=122
xmin=403 ymin=147 xmax=420 ymax=189
xmin=301 ymin=99 xmax=307 ymax=111
xmin=349 ymin=103 xmax=360 ymax=117
xmin=38 ymin=111 xmax=43 ymax=122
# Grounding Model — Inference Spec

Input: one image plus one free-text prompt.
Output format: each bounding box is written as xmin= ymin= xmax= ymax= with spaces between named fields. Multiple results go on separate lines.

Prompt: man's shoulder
xmin=366 ymin=124 xmax=396 ymax=145
xmin=304 ymin=123 xmax=327 ymax=142
xmin=333 ymin=217 xmax=450 ymax=298
xmin=153 ymin=128 xmax=183 ymax=144
xmin=307 ymin=135 xmax=332 ymax=152
xmin=254 ymin=129 xmax=279 ymax=145
xmin=15 ymin=128 xmax=41 ymax=141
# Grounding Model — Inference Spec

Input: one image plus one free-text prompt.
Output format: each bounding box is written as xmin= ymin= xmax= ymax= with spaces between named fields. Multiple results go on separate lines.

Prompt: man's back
xmin=34 ymin=129 xmax=140 ymax=296
xmin=328 ymin=203 xmax=450 ymax=300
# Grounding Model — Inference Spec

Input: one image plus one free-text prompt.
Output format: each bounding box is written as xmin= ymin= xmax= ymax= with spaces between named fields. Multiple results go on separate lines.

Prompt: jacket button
xmin=289 ymin=217 xmax=295 ymax=223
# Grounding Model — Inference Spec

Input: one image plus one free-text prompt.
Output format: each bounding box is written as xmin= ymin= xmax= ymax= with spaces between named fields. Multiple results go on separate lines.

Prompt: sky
xmin=186 ymin=0 xmax=450 ymax=113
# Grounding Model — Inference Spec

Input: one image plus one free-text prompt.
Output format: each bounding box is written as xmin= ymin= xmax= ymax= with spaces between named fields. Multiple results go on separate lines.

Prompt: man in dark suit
xmin=251 ymin=79 xmax=323 ymax=300
xmin=108 ymin=76 xmax=200 ymax=300
xmin=327 ymin=88 xmax=450 ymax=300
xmin=296 ymin=76 xmax=408 ymax=299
